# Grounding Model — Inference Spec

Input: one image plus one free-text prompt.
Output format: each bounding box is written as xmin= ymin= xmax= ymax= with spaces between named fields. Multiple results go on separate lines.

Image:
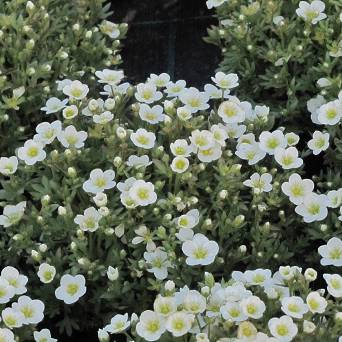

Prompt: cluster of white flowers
xmin=2 ymin=62 xmax=342 ymax=340
xmin=100 ymin=240 xmax=342 ymax=341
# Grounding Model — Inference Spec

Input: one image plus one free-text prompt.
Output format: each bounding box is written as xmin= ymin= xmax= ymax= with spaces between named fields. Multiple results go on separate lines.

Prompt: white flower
xmin=281 ymin=296 xmax=308 ymax=319
xmin=190 ymin=130 xmax=215 ymax=150
xmin=295 ymin=193 xmax=329 ymax=223
xmin=62 ymin=105 xmax=78 ymax=119
xmin=40 ymin=97 xmax=68 ymax=114
xmin=33 ymin=120 xmax=62 ymax=145
xmin=55 ymin=274 xmax=86 ymax=304
xmin=225 ymin=123 xmax=246 ymax=139
xmin=95 ymin=69 xmax=124 ymax=86
xmin=0 ymin=328 xmax=15 ymax=342
xmin=220 ymin=302 xmax=247 ymax=322
xmin=182 ymin=233 xmax=219 ymax=266
xmin=179 ymin=87 xmax=209 ymax=113
xmin=206 ymin=0 xmax=227 ymax=9
xmin=83 ymin=169 xmax=116 ymax=194
xmin=100 ymin=20 xmax=120 ymax=39
xmin=0 ymin=156 xmax=18 ymax=176
xmin=129 ymin=180 xmax=157 ymax=206
xmin=204 ymin=84 xmax=230 ymax=99
xmin=171 ymin=157 xmax=189 ymax=173
xmin=323 ymin=274 xmax=342 ymax=298
xmin=148 ymin=73 xmax=170 ymax=88
xmin=82 ymin=98 xmax=105 ymax=116
xmin=139 ymin=104 xmax=165 ymax=124
xmin=285 ymin=132 xmax=300 ymax=146
xmin=244 ymin=268 xmax=272 ymax=286
xmin=136 ymin=310 xmax=166 ymax=341
xmin=307 ymin=95 xmax=326 ymax=124
xmin=165 ymin=80 xmax=186 ymax=97
xmin=273 ymin=15 xmax=285 ymax=25
xmin=1 ymin=307 xmax=24 ymax=328
xmin=176 ymin=209 xmax=200 ymax=229
xmin=0 ymin=201 xmax=26 ymax=228
xmin=126 ymin=155 xmax=152 ymax=168
xmin=144 ymin=249 xmax=171 ymax=280
xmin=327 ymin=189 xmax=342 ymax=208
xmin=177 ymin=106 xmax=192 ymax=121
xmin=104 ymin=313 xmax=130 ymax=334
xmin=130 ymin=128 xmax=156 ymax=149
xmin=317 ymin=77 xmax=331 ymax=88
xmin=235 ymin=142 xmax=266 ymax=165
xmin=74 ymin=207 xmax=102 ymax=232
xmin=98 ymin=328 xmax=109 ymax=342
xmin=56 ymin=79 xmax=72 ymax=91
xmin=197 ymin=144 xmax=222 ymax=163
xmin=132 ymin=225 xmax=156 ymax=252
xmin=281 ymin=173 xmax=314 ymax=205
xmin=63 ymin=80 xmax=89 ymax=100
xmin=211 ymin=124 xmax=228 ymax=146
xmin=17 ymin=139 xmax=46 ymax=165
xmin=37 ymin=263 xmax=56 ymax=283
xmin=33 ymin=329 xmax=57 ymax=342
xmin=259 ymin=130 xmax=287 ymax=155
xmin=218 ymin=100 xmax=245 ymax=123
xmin=153 ymin=295 xmax=177 ymax=317
xmin=318 ymin=237 xmax=342 ymax=266
xmin=165 ymin=312 xmax=194 ymax=337
xmin=268 ymin=315 xmax=298 ymax=341
xmin=135 ymin=83 xmax=162 ymax=104
xmin=12 ymin=295 xmax=45 ymax=324
xmin=0 ymin=278 xmax=15 ymax=304
xmin=306 ymin=291 xmax=327 ymax=314
xmin=243 ymin=172 xmax=273 ymax=194
xmin=107 ymin=266 xmax=119 ymax=281
xmin=317 ymin=100 xmax=342 ymax=125
xmin=296 ymin=1 xmax=327 ymax=24
xmin=183 ymin=290 xmax=206 ymax=314
xmin=308 ymin=131 xmax=329 ymax=155
xmin=57 ymin=125 xmax=87 ymax=148
xmin=1 ymin=266 xmax=28 ymax=295
xmin=212 ymin=72 xmax=239 ymax=89
xmin=253 ymin=104 xmax=270 ymax=120
xmin=93 ymin=111 xmax=114 ymax=124
xmin=170 ymin=139 xmax=194 ymax=157
xmin=240 ymin=295 xmax=266 ymax=319
xmin=274 ymin=147 xmax=303 ymax=169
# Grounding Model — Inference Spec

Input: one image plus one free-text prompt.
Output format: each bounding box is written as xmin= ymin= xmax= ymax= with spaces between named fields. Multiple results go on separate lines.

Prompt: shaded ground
xmin=110 ymin=0 xmax=220 ymax=87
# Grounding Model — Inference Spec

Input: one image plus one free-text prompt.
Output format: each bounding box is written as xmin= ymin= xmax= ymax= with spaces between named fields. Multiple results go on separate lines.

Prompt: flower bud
xmin=304 ymin=268 xmax=317 ymax=282
xmin=218 ymin=189 xmax=228 ymax=199
xmin=113 ymin=156 xmax=122 ymax=167
xmin=99 ymin=206 xmax=109 ymax=216
xmin=41 ymin=195 xmax=50 ymax=206
xmin=107 ymin=266 xmax=119 ymax=281
xmin=98 ymin=329 xmax=109 ymax=342
xmin=116 ymin=127 xmax=126 ymax=139
xmin=58 ymin=206 xmax=67 ymax=216
xmin=93 ymin=193 xmax=107 ymax=207
xmin=165 ymin=280 xmax=175 ymax=292
xmin=204 ymin=272 xmax=215 ymax=288
xmin=67 ymin=167 xmax=77 ymax=178
xmin=239 ymin=245 xmax=247 ymax=253
xmin=39 ymin=244 xmax=48 ymax=253
xmin=303 ymin=320 xmax=316 ymax=334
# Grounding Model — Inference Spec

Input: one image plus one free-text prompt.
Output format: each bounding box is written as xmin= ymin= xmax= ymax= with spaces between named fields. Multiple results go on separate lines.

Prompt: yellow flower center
xmin=27 ymin=146 xmax=39 ymax=157
xmin=66 ymin=283 xmax=79 ymax=296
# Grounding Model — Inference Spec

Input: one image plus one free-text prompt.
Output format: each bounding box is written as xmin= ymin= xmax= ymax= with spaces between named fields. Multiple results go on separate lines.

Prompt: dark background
xmin=110 ymin=0 xmax=220 ymax=87
xmin=60 ymin=1 xmax=219 ymax=340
